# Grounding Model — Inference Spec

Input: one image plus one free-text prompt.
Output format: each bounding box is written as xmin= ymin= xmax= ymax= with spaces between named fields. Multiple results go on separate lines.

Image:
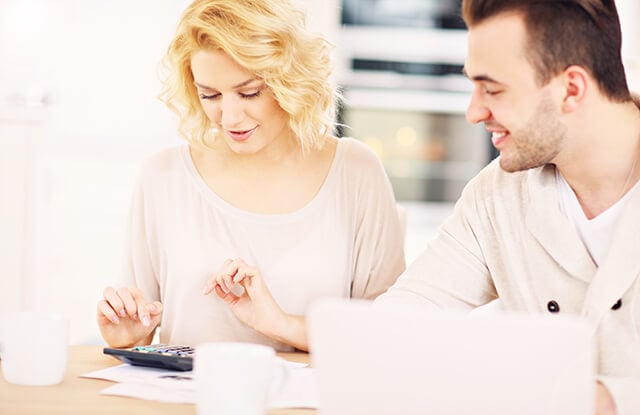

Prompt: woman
xmin=96 ymin=0 xmax=405 ymax=351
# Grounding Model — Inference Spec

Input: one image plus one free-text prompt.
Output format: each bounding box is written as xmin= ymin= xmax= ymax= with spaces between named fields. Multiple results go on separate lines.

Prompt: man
xmin=378 ymin=1 xmax=640 ymax=414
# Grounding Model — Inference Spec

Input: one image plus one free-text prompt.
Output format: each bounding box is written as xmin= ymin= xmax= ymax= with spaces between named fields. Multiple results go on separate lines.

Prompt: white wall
xmin=0 ymin=107 xmax=44 ymax=316
xmin=0 ymin=0 xmax=188 ymax=344
xmin=619 ymin=0 xmax=640 ymax=92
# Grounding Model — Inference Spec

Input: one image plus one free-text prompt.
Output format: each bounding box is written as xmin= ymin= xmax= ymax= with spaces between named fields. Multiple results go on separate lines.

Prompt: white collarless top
xmin=117 ymin=138 xmax=406 ymax=351
xmin=556 ymin=169 xmax=640 ymax=266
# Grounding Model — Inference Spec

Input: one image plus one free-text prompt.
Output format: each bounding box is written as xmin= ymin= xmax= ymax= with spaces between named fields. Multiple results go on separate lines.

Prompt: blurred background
xmin=1 ymin=0 xmax=639 ymax=344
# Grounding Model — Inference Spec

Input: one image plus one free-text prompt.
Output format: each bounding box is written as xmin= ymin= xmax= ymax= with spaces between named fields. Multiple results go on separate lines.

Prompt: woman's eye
xmin=198 ymin=87 xmax=263 ymax=100
xmin=239 ymin=89 xmax=262 ymax=99
xmin=199 ymin=93 xmax=220 ymax=100
xmin=484 ymin=89 xmax=502 ymax=96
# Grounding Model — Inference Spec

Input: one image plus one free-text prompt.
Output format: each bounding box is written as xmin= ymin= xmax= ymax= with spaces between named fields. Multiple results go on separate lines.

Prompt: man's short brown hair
xmin=462 ymin=0 xmax=631 ymax=102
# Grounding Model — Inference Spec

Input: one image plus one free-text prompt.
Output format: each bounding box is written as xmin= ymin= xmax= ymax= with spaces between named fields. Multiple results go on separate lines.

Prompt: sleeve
xmin=598 ymin=376 xmax=640 ymax=415
xmin=116 ymin=171 xmax=161 ymax=303
xmin=347 ymin=141 xmax=406 ymax=300
xmin=376 ymin=171 xmax=497 ymax=310
xmin=597 ymin=276 xmax=640 ymax=415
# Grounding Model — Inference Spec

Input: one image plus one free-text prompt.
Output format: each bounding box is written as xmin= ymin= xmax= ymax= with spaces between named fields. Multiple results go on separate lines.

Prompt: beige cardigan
xmin=379 ymin=159 xmax=640 ymax=414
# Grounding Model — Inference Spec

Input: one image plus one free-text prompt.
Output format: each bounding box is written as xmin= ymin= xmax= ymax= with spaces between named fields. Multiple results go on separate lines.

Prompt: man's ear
xmin=560 ymin=65 xmax=589 ymax=113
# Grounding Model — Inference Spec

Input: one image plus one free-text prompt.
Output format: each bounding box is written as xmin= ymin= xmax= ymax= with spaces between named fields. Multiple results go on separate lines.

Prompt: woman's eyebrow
xmin=193 ymin=81 xmax=215 ymax=91
xmin=194 ymin=78 xmax=259 ymax=91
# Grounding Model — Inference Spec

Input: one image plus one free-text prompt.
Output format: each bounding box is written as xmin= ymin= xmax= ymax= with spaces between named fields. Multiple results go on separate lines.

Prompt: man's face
xmin=464 ymin=12 xmax=567 ymax=172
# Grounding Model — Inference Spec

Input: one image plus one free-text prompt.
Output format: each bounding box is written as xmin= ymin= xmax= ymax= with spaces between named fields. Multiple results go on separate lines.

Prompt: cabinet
xmin=341 ymin=88 xmax=490 ymax=202
xmin=0 ymin=105 xmax=44 ymax=316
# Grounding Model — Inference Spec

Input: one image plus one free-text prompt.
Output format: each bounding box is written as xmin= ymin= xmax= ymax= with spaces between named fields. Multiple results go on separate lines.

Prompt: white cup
xmin=1 ymin=311 xmax=69 ymax=386
xmin=194 ymin=342 xmax=280 ymax=415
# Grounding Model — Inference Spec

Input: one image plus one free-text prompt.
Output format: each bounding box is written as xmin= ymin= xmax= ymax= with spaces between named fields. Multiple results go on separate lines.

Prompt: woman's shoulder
xmin=329 ymin=137 xmax=392 ymax=196
xmin=137 ymin=144 xmax=188 ymax=183
xmin=335 ymin=137 xmax=385 ymax=169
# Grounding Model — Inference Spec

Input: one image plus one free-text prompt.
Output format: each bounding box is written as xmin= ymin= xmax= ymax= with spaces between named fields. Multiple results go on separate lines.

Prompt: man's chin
xmin=498 ymin=156 xmax=540 ymax=173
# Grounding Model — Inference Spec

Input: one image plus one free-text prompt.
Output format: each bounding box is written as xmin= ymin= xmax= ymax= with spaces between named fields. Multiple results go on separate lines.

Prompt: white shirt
xmin=556 ymin=170 xmax=640 ymax=266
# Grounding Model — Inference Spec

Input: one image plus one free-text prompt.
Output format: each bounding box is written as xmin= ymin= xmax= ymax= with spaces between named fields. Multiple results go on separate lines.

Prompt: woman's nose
xmin=220 ymin=96 xmax=243 ymax=127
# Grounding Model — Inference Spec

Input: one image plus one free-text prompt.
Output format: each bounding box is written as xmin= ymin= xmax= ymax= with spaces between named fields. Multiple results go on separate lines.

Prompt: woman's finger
xmin=103 ymin=286 xmax=127 ymax=318
xmin=116 ymin=287 xmax=139 ymax=319
xmin=97 ymin=299 xmax=120 ymax=324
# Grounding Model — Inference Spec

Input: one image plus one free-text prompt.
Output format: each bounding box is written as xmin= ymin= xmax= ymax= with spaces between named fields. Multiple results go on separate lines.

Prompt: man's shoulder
xmin=464 ymin=157 xmax=550 ymax=200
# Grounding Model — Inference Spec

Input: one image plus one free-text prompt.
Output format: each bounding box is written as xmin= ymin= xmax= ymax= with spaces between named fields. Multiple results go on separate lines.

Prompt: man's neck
xmin=555 ymin=100 xmax=640 ymax=219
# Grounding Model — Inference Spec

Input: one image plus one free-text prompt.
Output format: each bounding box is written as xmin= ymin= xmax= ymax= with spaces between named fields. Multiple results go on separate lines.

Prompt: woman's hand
xmin=203 ymin=258 xmax=283 ymax=333
xmin=203 ymin=258 xmax=308 ymax=350
xmin=97 ymin=286 xmax=163 ymax=348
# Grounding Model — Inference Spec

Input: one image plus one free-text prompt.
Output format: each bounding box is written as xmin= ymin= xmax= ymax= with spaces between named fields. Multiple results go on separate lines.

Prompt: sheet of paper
xmin=269 ymin=367 xmax=318 ymax=409
xmin=101 ymin=382 xmax=196 ymax=403
xmin=81 ymin=363 xmax=193 ymax=386
xmin=81 ymin=358 xmax=318 ymax=408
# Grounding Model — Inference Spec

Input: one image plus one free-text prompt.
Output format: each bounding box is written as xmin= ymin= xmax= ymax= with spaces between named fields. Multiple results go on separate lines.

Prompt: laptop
xmin=308 ymin=299 xmax=595 ymax=415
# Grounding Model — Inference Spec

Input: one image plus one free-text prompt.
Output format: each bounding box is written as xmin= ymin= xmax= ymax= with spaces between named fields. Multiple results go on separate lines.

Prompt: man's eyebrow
xmin=462 ymin=68 xmax=504 ymax=84
xmin=194 ymin=78 xmax=259 ymax=91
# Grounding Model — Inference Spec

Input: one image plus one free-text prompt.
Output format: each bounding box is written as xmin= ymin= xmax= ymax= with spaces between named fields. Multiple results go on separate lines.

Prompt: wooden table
xmin=0 ymin=345 xmax=315 ymax=415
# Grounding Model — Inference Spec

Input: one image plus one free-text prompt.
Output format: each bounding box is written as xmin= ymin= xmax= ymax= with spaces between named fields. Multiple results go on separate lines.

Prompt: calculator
xmin=103 ymin=344 xmax=195 ymax=371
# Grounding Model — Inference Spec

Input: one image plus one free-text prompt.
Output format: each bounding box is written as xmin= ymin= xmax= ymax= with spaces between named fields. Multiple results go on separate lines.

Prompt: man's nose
xmin=466 ymin=92 xmax=491 ymax=124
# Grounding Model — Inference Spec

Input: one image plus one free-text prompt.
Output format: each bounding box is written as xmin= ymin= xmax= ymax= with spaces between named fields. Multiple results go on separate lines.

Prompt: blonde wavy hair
xmin=158 ymin=0 xmax=339 ymax=152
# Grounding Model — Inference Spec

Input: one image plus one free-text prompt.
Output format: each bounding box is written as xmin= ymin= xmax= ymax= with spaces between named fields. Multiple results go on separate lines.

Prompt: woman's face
xmin=191 ymin=49 xmax=292 ymax=155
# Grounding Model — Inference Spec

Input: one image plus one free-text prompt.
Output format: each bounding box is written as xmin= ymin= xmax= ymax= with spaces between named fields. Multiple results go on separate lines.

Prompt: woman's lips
xmin=226 ymin=126 xmax=257 ymax=142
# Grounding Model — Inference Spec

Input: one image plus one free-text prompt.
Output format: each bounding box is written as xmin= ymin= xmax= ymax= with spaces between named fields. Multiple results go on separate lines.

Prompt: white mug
xmin=1 ymin=311 xmax=69 ymax=386
xmin=194 ymin=342 xmax=281 ymax=415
